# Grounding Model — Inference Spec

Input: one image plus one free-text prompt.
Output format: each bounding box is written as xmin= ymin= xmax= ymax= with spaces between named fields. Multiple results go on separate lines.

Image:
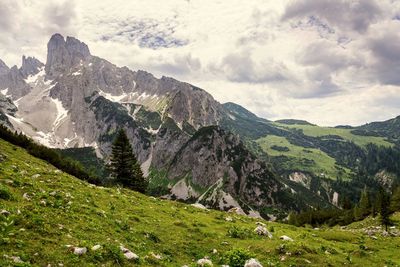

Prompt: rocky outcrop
xmin=167 ymin=126 xmax=296 ymax=210
xmin=0 ymin=93 xmax=17 ymax=115
xmin=20 ymin=56 xmax=44 ymax=78
xmin=45 ymin=34 xmax=91 ymax=78
xmin=0 ymin=60 xmax=31 ymax=100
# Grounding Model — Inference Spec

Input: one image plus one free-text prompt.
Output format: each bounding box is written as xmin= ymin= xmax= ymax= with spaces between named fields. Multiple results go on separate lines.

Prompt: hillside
xmin=1 ymin=139 xmax=400 ymax=266
xmin=221 ymin=102 xmax=400 ymax=206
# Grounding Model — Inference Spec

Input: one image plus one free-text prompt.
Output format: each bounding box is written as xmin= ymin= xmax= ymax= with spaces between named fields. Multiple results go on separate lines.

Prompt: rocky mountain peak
xmin=0 ymin=59 xmax=10 ymax=75
xmin=20 ymin=56 xmax=44 ymax=78
xmin=45 ymin=33 xmax=91 ymax=77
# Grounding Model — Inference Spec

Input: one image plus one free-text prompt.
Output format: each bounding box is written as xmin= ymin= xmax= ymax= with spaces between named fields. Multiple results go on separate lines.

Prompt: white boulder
xmin=73 ymin=247 xmax=87 ymax=255
xmin=254 ymin=226 xmax=272 ymax=238
xmin=244 ymin=258 xmax=263 ymax=267
xmin=197 ymin=257 xmax=213 ymax=266
xmin=280 ymin=235 xmax=294 ymax=242
xmin=191 ymin=203 xmax=207 ymax=210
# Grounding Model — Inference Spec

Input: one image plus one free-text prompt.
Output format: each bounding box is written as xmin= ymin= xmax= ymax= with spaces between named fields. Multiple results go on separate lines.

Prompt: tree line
xmin=288 ymin=186 xmax=400 ymax=230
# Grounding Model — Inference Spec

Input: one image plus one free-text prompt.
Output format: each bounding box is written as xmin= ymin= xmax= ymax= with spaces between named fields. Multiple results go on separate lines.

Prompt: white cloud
xmin=1 ymin=0 xmax=400 ymax=126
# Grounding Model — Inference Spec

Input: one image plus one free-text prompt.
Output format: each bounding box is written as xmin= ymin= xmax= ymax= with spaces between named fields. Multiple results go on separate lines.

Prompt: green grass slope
xmin=1 ymin=138 xmax=400 ymax=266
xmin=257 ymin=135 xmax=352 ymax=180
xmin=273 ymin=123 xmax=393 ymax=148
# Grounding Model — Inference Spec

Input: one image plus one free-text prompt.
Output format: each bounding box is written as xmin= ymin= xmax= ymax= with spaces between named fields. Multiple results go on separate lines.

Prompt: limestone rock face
xmin=45 ymin=34 xmax=91 ymax=78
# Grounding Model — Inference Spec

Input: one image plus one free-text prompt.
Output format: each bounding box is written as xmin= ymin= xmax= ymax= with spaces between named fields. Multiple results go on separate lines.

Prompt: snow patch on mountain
xmin=24 ymin=67 xmax=45 ymax=85
xmin=99 ymin=91 xmax=130 ymax=103
xmin=6 ymin=114 xmax=24 ymax=125
xmin=1 ymin=88 xmax=9 ymax=97
xmin=51 ymin=98 xmax=68 ymax=130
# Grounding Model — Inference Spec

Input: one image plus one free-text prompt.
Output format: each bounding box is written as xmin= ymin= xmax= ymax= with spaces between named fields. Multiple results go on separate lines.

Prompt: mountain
xmin=2 ymin=138 xmax=400 ymax=266
xmin=0 ymin=34 xmax=323 ymax=216
xmin=1 ymin=33 xmax=399 ymax=214
xmin=222 ymin=107 xmax=400 ymax=204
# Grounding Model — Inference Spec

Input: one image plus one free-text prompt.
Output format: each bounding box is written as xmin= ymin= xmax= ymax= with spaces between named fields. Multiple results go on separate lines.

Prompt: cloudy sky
xmin=1 ymin=0 xmax=400 ymax=126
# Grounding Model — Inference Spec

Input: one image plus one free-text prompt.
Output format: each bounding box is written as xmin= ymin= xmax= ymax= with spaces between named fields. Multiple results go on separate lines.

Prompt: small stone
xmin=0 ymin=209 xmax=10 ymax=216
xmin=23 ymin=193 xmax=31 ymax=201
xmin=91 ymin=245 xmax=101 ymax=251
xmin=280 ymin=235 xmax=294 ymax=242
xmin=124 ymin=251 xmax=139 ymax=260
xmin=225 ymin=216 xmax=233 ymax=222
xmin=212 ymin=249 xmax=218 ymax=254
xmin=191 ymin=203 xmax=207 ymax=210
xmin=120 ymin=246 xmax=139 ymax=260
xmin=73 ymin=247 xmax=87 ymax=255
xmin=197 ymin=257 xmax=213 ymax=266
xmin=256 ymin=221 xmax=266 ymax=226
xmin=31 ymin=174 xmax=41 ymax=179
xmin=254 ymin=226 xmax=272 ymax=238
xmin=150 ymin=252 xmax=162 ymax=260
xmin=11 ymin=256 xmax=24 ymax=263
xmin=244 ymin=258 xmax=263 ymax=267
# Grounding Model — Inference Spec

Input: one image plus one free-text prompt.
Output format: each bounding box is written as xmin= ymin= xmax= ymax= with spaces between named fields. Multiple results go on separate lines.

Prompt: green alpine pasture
xmin=273 ymin=123 xmax=393 ymax=148
xmin=256 ymin=135 xmax=353 ymax=180
xmin=1 ymin=139 xmax=400 ymax=266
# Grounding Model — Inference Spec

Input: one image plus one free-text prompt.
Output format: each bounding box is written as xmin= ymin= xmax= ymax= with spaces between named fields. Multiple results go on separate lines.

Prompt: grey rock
xmin=244 ymin=258 xmax=263 ymax=267
xmin=20 ymin=56 xmax=44 ymax=78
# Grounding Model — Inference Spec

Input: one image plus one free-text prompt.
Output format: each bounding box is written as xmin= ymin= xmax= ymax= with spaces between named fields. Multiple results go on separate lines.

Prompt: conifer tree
xmin=354 ymin=187 xmax=370 ymax=220
xmin=379 ymin=188 xmax=391 ymax=231
xmin=109 ymin=129 xmax=147 ymax=193
xmin=390 ymin=186 xmax=400 ymax=212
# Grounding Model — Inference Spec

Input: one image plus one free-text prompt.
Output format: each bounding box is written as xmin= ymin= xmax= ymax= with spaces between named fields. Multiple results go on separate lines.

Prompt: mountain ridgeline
xmin=0 ymin=33 xmax=399 ymax=217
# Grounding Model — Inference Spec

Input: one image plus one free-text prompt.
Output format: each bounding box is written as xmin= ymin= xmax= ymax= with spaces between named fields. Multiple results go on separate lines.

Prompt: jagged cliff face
xmin=167 ymin=126 xmax=293 ymax=211
xmin=0 ymin=33 xmax=313 ymax=214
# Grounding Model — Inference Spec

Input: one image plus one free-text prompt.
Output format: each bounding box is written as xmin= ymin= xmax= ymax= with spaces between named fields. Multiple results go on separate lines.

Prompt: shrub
xmin=102 ymin=244 xmax=125 ymax=265
xmin=227 ymin=226 xmax=252 ymax=239
xmin=223 ymin=248 xmax=255 ymax=267
xmin=0 ymin=184 xmax=13 ymax=200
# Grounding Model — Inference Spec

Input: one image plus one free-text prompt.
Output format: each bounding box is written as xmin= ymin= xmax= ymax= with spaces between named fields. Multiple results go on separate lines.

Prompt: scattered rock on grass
xmin=73 ymin=247 xmax=87 ymax=255
xmin=191 ymin=203 xmax=207 ymax=210
xmin=254 ymin=226 xmax=272 ymax=238
xmin=244 ymin=258 xmax=263 ymax=267
xmin=0 ymin=209 xmax=10 ymax=216
xmin=197 ymin=257 xmax=213 ymax=266
xmin=91 ymin=245 xmax=101 ymax=251
xmin=120 ymin=246 xmax=139 ymax=260
xmin=280 ymin=235 xmax=294 ymax=242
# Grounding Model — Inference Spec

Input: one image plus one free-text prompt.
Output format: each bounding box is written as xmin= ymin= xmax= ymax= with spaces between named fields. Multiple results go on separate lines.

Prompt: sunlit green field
xmin=273 ymin=123 xmax=393 ymax=148
xmin=257 ymin=135 xmax=352 ymax=180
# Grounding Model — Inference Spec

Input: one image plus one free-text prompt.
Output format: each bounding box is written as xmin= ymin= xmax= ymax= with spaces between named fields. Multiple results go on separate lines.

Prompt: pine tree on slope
xmin=109 ymin=129 xmax=147 ymax=193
